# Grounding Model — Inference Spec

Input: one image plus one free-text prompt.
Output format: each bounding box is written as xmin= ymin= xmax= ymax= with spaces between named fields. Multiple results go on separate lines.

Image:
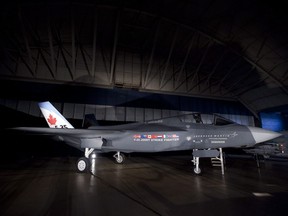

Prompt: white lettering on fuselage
xmin=191 ymin=132 xmax=238 ymax=144
xmin=211 ymin=140 xmax=226 ymax=143
xmin=133 ymin=138 xmax=180 ymax=142
xmin=192 ymin=132 xmax=238 ymax=139
xmin=133 ymin=134 xmax=180 ymax=142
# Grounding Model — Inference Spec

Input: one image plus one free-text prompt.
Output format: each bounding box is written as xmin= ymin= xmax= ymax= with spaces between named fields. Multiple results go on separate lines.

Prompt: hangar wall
xmin=0 ymin=99 xmax=254 ymax=126
xmin=0 ymin=80 xmax=255 ymax=126
xmin=259 ymin=112 xmax=287 ymax=132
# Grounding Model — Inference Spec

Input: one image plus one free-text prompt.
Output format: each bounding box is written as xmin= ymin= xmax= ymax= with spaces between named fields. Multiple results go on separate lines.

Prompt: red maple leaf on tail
xmin=47 ymin=114 xmax=57 ymax=125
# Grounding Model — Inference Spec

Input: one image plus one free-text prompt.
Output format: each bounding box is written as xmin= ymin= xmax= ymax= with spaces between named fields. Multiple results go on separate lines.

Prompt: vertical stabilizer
xmin=82 ymin=113 xmax=99 ymax=128
xmin=38 ymin=101 xmax=74 ymax=129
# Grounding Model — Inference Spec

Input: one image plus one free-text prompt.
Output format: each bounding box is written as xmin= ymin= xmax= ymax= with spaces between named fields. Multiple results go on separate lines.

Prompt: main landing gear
xmin=76 ymin=148 xmax=94 ymax=173
xmin=76 ymin=149 xmax=126 ymax=173
xmin=77 ymin=157 xmax=90 ymax=172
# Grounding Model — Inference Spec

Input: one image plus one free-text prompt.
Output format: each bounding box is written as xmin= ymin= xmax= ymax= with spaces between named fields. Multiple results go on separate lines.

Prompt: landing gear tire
xmin=194 ymin=167 xmax=201 ymax=175
xmin=77 ymin=157 xmax=90 ymax=172
xmin=114 ymin=152 xmax=125 ymax=164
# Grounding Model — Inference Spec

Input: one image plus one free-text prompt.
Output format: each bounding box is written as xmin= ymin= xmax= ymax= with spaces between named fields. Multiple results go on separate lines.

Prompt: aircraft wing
xmin=10 ymin=127 xmax=117 ymax=138
xmin=9 ymin=127 xmax=121 ymax=151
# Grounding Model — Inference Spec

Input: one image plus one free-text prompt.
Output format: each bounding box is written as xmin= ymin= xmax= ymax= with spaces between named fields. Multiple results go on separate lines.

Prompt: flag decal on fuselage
xmin=133 ymin=134 xmax=179 ymax=142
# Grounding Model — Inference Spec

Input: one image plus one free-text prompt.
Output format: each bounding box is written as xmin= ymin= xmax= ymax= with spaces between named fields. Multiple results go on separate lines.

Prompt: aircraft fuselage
xmin=86 ymin=123 xmax=278 ymax=153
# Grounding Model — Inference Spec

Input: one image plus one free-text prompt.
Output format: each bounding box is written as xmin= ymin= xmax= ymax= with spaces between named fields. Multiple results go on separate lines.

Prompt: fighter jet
xmin=11 ymin=101 xmax=282 ymax=174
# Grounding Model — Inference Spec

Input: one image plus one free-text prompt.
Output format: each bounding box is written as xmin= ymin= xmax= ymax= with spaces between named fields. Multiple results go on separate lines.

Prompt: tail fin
xmin=82 ymin=113 xmax=99 ymax=128
xmin=38 ymin=101 xmax=74 ymax=129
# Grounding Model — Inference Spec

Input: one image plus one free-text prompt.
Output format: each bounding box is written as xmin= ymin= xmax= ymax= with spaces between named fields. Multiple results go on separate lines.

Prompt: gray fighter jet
xmin=12 ymin=101 xmax=282 ymax=174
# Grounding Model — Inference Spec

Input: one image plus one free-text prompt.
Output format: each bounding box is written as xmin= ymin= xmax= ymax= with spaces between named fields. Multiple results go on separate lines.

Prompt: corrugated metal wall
xmin=0 ymin=80 xmax=255 ymax=126
xmin=0 ymin=98 xmax=255 ymax=126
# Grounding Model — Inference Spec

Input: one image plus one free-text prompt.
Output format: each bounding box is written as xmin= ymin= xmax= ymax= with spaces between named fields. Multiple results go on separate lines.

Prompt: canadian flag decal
xmin=47 ymin=114 xmax=57 ymax=125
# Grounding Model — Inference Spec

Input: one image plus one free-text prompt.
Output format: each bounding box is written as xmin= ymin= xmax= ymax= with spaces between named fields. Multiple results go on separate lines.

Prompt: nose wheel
xmin=113 ymin=152 xmax=125 ymax=164
xmin=194 ymin=167 xmax=201 ymax=175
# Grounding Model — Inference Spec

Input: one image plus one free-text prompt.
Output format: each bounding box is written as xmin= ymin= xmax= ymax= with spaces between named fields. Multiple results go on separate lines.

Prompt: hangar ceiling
xmin=1 ymin=0 xmax=288 ymax=117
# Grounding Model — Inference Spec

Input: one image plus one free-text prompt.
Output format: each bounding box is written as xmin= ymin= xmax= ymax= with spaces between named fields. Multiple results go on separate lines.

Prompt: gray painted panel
xmin=63 ymin=103 xmax=74 ymax=119
xmin=29 ymin=101 xmax=41 ymax=117
xmin=2 ymin=99 xmax=18 ymax=110
xmin=144 ymin=108 xmax=154 ymax=121
xmin=74 ymin=104 xmax=85 ymax=119
xmin=106 ymin=106 xmax=116 ymax=121
xmin=85 ymin=104 xmax=96 ymax=116
xmin=18 ymin=101 xmax=30 ymax=114
xmin=135 ymin=108 xmax=144 ymax=122
xmin=153 ymin=109 xmax=161 ymax=120
xmin=126 ymin=107 xmax=135 ymax=122
xmin=95 ymin=105 xmax=106 ymax=120
xmin=115 ymin=107 xmax=125 ymax=121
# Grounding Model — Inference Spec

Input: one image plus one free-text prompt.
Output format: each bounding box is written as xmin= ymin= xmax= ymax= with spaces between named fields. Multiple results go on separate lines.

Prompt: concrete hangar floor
xmin=1 ymin=137 xmax=288 ymax=216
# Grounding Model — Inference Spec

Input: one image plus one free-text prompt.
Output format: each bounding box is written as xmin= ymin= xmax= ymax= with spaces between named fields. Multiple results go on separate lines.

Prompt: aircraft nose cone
xmin=248 ymin=126 xmax=282 ymax=144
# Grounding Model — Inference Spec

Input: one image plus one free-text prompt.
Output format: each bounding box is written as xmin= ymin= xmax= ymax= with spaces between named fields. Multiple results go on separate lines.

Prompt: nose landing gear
xmin=113 ymin=151 xmax=126 ymax=164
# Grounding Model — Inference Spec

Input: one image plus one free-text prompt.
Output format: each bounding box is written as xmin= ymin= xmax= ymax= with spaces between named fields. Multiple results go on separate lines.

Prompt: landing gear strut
xmin=192 ymin=156 xmax=201 ymax=174
xmin=192 ymin=149 xmax=201 ymax=175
